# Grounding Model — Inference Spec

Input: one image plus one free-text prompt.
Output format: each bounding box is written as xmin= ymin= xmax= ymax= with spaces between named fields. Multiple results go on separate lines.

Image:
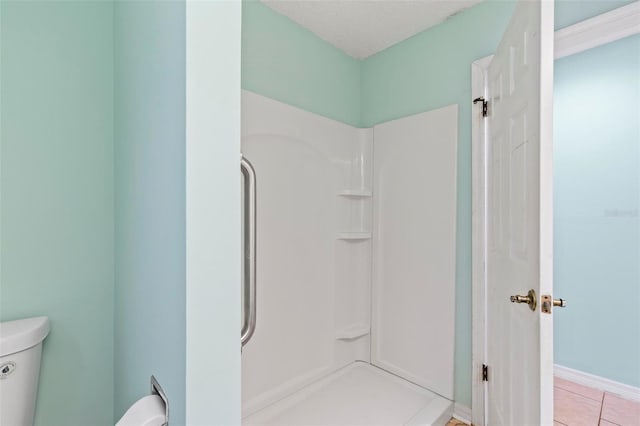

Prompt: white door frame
xmin=470 ymin=3 xmax=640 ymax=425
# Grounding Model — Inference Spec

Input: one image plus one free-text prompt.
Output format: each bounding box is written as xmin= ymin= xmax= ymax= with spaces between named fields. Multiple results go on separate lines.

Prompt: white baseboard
xmin=554 ymin=364 xmax=640 ymax=402
xmin=453 ymin=402 xmax=472 ymax=425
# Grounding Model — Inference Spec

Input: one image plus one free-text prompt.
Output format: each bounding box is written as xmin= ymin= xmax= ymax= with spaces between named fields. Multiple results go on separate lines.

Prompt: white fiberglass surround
xmin=241 ymin=91 xmax=458 ymax=423
xmin=372 ymin=106 xmax=458 ymax=399
xmin=242 ymin=92 xmax=373 ymax=416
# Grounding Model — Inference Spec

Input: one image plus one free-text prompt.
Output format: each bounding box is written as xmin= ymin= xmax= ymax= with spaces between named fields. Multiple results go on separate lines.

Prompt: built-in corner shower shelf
xmin=337 ymin=232 xmax=371 ymax=241
xmin=335 ymin=324 xmax=370 ymax=340
xmin=338 ymin=189 xmax=372 ymax=198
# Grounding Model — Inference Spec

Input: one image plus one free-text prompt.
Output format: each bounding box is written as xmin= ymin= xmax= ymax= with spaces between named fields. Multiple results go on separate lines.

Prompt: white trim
xmin=539 ymin=2 xmax=557 ymax=422
xmin=555 ymin=1 xmax=640 ymax=59
xmin=554 ymin=365 xmax=640 ymax=403
xmin=453 ymin=402 xmax=472 ymax=425
xmin=471 ymin=3 xmax=640 ymax=426
xmin=470 ymin=54 xmax=491 ymax=426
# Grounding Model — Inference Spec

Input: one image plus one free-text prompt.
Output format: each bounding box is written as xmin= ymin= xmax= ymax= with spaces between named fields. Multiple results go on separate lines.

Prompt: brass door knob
xmin=510 ymin=289 xmax=537 ymax=311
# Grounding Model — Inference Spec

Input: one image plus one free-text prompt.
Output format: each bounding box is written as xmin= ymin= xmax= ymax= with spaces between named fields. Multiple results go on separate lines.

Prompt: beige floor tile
xmin=599 ymin=419 xmax=620 ymax=426
xmin=555 ymin=421 xmax=568 ymax=425
xmin=555 ymin=377 xmax=605 ymax=402
xmin=601 ymin=393 xmax=640 ymax=426
xmin=554 ymin=387 xmax=602 ymax=426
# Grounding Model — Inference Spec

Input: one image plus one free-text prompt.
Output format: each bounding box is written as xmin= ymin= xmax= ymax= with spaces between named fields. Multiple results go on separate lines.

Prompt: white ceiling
xmin=261 ymin=0 xmax=483 ymax=59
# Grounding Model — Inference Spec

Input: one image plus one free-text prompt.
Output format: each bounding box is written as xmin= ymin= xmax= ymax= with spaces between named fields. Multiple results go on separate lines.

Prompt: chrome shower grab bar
xmin=241 ymin=156 xmax=257 ymax=347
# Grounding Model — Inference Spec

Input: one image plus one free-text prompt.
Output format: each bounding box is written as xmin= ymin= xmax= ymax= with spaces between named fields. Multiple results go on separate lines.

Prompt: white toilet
xmin=0 ymin=316 xmax=50 ymax=426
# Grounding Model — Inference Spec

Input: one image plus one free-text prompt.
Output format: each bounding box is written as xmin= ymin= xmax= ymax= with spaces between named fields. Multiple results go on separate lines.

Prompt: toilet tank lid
xmin=0 ymin=317 xmax=50 ymax=357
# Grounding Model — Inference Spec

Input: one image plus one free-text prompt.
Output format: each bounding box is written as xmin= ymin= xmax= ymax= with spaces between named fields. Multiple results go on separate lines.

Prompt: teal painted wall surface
xmin=0 ymin=2 xmax=114 ymax=425
xmin=114 ymin=1 xmax=186 ymax=423
xmin=242 ymin=0 xmax=361 ymax=127
xmin=554 ymin=35 xmax=640 ymax=387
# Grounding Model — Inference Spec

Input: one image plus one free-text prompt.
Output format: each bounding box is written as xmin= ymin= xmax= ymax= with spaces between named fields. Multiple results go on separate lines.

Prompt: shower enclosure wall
xmin=241 ymin=91 xmax=458 ymax=425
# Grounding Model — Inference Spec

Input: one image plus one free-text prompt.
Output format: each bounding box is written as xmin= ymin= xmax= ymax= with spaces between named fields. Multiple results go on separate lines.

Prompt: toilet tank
xmin=0 ymin=317 xmax=50 ymax=426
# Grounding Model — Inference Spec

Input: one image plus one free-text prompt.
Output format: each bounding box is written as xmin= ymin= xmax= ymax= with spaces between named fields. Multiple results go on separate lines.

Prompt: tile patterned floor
xmin=445 ymin=376 xmax=640 ymax=426
xmin=554 ymin=377 xmax=640 ymax=426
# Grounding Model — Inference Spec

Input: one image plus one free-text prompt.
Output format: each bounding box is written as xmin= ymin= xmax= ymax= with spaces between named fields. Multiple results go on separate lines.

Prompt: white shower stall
xmin=240 ymin=90 xmax=459 ymax=425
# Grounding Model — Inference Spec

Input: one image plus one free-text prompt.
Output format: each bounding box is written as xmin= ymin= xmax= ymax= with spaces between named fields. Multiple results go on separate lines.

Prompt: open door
xmin=485 ymin=0 xmax=554 ymax=424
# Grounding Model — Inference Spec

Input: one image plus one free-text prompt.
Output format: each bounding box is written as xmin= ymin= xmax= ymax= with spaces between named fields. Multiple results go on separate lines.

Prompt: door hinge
xmin=482 ymin=364 xmax=489 ymax=381
xmin=473 ymin=97 xmax=488 ymax=117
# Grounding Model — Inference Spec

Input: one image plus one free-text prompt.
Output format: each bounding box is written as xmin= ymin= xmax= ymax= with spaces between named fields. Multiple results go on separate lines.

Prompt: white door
xmin=485 ymin=0 xmax=554 ymax=424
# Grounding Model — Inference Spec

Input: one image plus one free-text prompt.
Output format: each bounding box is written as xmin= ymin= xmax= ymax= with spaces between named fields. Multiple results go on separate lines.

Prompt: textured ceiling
xmin=261 ymin=0 xmax=483 ymax=59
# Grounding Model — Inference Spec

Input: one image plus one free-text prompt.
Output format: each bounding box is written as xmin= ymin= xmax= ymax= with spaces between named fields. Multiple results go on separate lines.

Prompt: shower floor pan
xmin=243 ymin=362 xmax=453 ymax=426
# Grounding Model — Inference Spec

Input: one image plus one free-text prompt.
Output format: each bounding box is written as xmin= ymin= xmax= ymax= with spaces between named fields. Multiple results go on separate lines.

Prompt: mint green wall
xmin=554 ymin=35 xmax=640 ymax=387
xmin=242 ymin=1 xmax=361 ymax=127
xmin=241 ymin=0 xmax=636 ymax=129
xmin=0 ymin=2 xmax=114 ymax=425
xmin=114 ymin=1 xmax=186 ymax=424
